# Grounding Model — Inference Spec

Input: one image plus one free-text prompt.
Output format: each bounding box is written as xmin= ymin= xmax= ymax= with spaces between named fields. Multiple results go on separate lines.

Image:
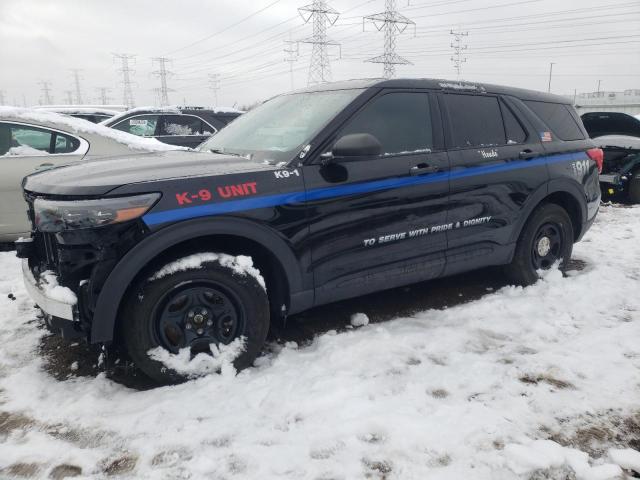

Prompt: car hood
xmin=593 ymin=135 xmax=640 ymax=151
xmin=23 ymin=150 xmax=277 ymax=196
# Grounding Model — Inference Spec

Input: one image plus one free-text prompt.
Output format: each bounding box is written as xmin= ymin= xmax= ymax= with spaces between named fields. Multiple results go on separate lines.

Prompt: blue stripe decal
xmin=143 ymin=152 xmax=577 ymax=226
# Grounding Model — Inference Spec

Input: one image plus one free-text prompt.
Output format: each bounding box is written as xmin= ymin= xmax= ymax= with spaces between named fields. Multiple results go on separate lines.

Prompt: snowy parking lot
xmin=0 ymin=204 xmax=639 ymax=479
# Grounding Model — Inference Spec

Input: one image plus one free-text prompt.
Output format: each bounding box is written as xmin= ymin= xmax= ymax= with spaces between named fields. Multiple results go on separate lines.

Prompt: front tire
xmin=122 ymin=256 xmax=269 ymax=384
xmin=504 ymin=204 xmax=574 ymax=286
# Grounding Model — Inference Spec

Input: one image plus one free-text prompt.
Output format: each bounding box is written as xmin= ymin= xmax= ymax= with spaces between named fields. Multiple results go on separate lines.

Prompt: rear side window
xmin=340 ymin=92 xmax=433 ymax=155
xmin=53 ymin=133 xmax=80 ymax=153
xmin=0 ymin=123 xmax=52 ymax=156
xmin=501 ymin=102 xmax=527 ymax=144
xmin=523 ymin=101 xmax=584 ymax=141
xmin=160 ymin=115 xmax=207 ymax=136
xmin=446 ymin=94 xmax=505 ymax=148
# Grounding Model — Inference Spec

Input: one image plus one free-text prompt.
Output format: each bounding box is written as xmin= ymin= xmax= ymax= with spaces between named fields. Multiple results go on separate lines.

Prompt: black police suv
xmin=18 ymin=78 xmax=602 ymax=384
xmin=102 ymin=106 xmax=243 ymax=148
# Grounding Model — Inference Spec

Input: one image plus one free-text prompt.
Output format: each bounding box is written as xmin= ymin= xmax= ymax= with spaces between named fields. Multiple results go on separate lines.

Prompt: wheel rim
xmin=531 ymin=222 xmax=564 ymax=270
xmin=151 ymin=281 xmax=245 ymax=354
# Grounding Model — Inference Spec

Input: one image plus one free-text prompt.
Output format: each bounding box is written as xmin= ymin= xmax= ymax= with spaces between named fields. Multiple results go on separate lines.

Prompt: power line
xmin=113 ymin=53 xmax=136 ymax=108
xmin=95 ymin=87 xmax=113 ymax=105
xmin=38 ymin=80 xmax=54 ymax=105
xmin=284 ymin=31 xmax=299 ymax=91
xmin=450 ymin=29 xmax=468 ymax=80
xmin=208 ymin=74 xmax=220 ymax=105
xmin=151 ymin=57 xmax=174 ymax=106
xmin=298 ymin=0 xmax=341 ymax=85
xmin=165 ymin=0 xmax=283 ymax=57
xmin=364 ymin=0 xmax=415 ymax=79
xmin=64 ymin=90 xmax=74 ymax=105
xmin=70 ymin=69 xmax=84 ymax=104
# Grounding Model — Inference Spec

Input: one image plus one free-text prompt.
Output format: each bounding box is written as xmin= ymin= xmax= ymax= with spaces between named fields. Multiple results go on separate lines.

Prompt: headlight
xmin=34 ymin=193 xmax=161 ymax=232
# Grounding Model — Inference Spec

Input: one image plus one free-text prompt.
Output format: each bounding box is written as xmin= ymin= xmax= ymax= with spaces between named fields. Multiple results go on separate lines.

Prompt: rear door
xmin=0 ymin=122 xmax=86 ymax=237
xmin=441 ymin=92 xmax=547 ymax=274
xmin=158 ymin=114 xmax=213 ymax=148
xmin=303 ymin=90 xmax=450 ymax=304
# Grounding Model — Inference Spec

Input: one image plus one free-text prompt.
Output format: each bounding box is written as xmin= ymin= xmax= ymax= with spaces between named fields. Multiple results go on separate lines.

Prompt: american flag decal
xmin=540 ymin=131 xmax=552 ymax=142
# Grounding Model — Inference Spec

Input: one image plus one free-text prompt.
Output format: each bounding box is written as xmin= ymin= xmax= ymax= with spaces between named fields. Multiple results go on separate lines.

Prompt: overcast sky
xmin=0 ymin=0 xmax=638 ymax=108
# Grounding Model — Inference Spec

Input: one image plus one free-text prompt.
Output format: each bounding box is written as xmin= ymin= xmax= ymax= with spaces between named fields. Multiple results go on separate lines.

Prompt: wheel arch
xmin=510 ymin=179 xmax=587 ymax=246
xmin=90 ymin=217 xmax=307 ymax=344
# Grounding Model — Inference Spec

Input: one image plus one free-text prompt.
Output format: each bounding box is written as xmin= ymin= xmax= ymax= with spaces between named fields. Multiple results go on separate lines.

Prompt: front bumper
xmin=22 ymin=259 xmax=76 ymax=321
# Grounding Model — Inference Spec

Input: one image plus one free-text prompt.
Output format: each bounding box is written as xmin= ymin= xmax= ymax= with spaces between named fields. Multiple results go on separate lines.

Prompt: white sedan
xmin=0 ymin=107 xmax=183 ymax=242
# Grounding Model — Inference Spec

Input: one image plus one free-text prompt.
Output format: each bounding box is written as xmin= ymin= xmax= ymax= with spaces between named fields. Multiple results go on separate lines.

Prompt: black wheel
xmin=629 ymin=168 xmax=640 ymax=204
xmin=504 ymin=203 xmax=574 ymax=286
xmin=122 ymin=256 xmax=269 ymax=384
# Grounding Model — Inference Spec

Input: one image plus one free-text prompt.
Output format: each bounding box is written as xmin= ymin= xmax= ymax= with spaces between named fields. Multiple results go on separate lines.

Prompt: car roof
xmin=293 ymin=78 xmax=572 ymax=104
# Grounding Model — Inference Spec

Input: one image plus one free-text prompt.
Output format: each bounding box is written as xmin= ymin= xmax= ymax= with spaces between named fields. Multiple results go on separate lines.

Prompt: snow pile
xmin=150 ymin=252 xmax=266 ymax=290
xmin=39 ymin=270 xmax=77 ymax=305
xmin=0 ymin=205 xmax=639 ymax=479
xmin=3 ymin=145 xmax=48 ymax=156
xmin=0 ymin=107 xmax=183 ymax=152
xmin=350 ymin=312 xmax=370 ymax=327
xmin=609 ymin=449 xmax=640 ymax=473
xmin=148 ymin=338 xmax=245 ymax=379
xmin=505 ymin=440 xmax=623 ymax=479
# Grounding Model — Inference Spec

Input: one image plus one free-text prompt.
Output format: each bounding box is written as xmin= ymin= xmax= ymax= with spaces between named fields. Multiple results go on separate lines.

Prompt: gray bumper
xmin=22 ymin=259 xmax=75 ymax=321
xmin=599 ymin=173 xmax=621 ymax=185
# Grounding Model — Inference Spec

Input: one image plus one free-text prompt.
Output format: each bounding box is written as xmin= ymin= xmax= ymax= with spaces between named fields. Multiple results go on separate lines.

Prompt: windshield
xmin=198 ymin=88 xmax=363 ymax=163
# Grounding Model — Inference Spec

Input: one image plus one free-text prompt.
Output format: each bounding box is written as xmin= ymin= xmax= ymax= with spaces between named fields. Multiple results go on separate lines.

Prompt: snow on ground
xmin=0 ymin=205 xmax=639 ymax=479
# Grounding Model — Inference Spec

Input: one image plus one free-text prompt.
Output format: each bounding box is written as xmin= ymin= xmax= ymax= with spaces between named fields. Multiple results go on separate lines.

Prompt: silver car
xmin=0 ymin=107 xmax=182 ymax=242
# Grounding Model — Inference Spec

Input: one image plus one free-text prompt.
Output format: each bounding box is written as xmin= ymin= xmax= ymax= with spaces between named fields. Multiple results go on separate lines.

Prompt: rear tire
xmin=628 ymin=168 xmax=640 ymax=204
xmin=504 ymin=204 xmax=574 ymax=286
xmin=121 ymin=256 xmax=269 ymax=385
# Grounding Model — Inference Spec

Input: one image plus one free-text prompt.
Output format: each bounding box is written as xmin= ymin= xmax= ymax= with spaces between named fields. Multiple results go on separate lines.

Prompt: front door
xmin=0 ymin=122 xmax=85 ymax=238
xmin=303 ymin=90 xmax=451 ymax=305
xmin=441 ymin=92 xmax=548 ymax=274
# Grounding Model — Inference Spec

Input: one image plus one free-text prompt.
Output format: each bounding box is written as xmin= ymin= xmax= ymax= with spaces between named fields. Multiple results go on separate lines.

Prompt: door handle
xmin=519 ymin=150 xmax=537 ymax=160
xmin=410 ymin=163 xmax=440 ymax=176
xmin=35 ymin=163 xmax=54 ymax=170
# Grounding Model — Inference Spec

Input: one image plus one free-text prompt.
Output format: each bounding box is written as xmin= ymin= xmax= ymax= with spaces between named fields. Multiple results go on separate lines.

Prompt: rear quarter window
xmin=523 ymin=100 xmax=585 ymax=141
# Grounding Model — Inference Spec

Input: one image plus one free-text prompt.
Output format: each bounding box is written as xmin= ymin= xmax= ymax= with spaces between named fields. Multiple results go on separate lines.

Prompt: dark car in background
xmin=103 ymin=106 xmax=243 ymax=148
xmin=581 ymin=112 xmax=640 ymax=203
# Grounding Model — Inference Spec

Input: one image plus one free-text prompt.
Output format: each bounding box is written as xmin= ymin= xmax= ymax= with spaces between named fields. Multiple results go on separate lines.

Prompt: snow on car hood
xmin=0 ymin=106 xmax=183 ymax=152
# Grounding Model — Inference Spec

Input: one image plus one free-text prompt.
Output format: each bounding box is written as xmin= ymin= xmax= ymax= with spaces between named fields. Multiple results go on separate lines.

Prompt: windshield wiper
xmin=208 ymin=148 xmax=243 ymax=157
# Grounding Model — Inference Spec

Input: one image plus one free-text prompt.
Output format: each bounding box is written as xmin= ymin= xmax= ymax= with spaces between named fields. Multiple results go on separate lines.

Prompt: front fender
xmin=90 ymin=216 xmax=307 ymax=343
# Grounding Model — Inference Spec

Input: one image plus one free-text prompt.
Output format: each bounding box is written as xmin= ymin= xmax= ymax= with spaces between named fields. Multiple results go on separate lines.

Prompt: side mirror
xmin=331 ymin=133 xmax=382 ymax=161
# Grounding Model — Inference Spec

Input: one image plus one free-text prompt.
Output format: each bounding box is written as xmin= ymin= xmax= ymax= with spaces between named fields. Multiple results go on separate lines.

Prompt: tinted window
xmin=53 ymin=133 xmax=81 ymax=153
xmin=0 ymin=123 xmax=53 ymax=156
xmin=340 ymin=92 xmax=433 ymax=155
xmin=501 ymin=102 xmax=527 ymax=144
xmin=447 ymin=94 xmax=505 ymax=148
xmin=112 ymin=114 xmax=160 ymax=136
xmin=524 ymin=101 xmax=584 ymax=141
xmin=160 ymin=115 xmax=205 ymax=136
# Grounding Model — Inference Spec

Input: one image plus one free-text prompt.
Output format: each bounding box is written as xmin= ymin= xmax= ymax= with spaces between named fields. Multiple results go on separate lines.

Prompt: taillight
xmin=586 ymin=148 xmax=603 ymax=173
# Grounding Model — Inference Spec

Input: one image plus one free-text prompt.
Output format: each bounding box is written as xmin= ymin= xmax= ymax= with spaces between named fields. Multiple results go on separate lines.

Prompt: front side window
xmin=112 ymin=115 xmax=160 ymax=137
xmin=198 ymin=88 xmax=364 ymax=163
xmin=339 ymin=92 xmax=433 ymax=155
xmin=446 ymin=94 xmax=506 ymax=148
xmin=160 ymin=115 xmax=205 ymax=136
xmin=0 ymin=123 xmax=52 ymax=156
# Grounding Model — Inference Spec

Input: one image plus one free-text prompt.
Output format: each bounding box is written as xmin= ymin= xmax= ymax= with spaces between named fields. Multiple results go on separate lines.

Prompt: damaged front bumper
xmin=22 ymin=259 xmax=83 ymax=338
